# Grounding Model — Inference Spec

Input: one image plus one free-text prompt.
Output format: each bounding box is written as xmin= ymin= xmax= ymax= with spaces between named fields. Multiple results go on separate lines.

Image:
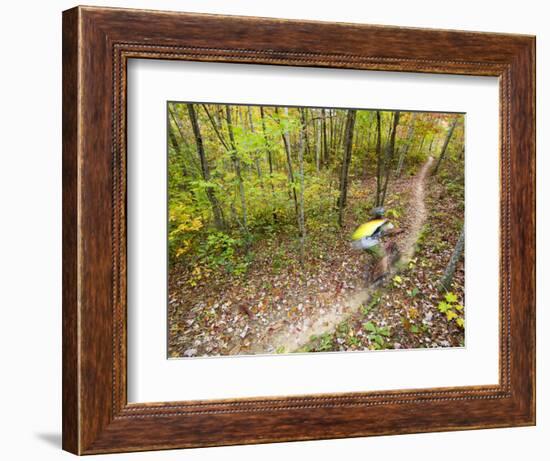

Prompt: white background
xmin=128 ymin=60 xmax=499 ymax=402
xmin=0 ymin=0 xmax=546 ymax=460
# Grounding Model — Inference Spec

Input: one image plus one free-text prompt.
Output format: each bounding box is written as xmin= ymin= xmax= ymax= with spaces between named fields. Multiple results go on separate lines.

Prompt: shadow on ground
xmin=36 ymin=432 xmax=61 ymax=448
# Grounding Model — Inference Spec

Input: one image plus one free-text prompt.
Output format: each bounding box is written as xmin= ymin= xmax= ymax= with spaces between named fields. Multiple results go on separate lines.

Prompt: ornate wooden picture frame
xmin=62 ymin=5 xmax=535 ymax=455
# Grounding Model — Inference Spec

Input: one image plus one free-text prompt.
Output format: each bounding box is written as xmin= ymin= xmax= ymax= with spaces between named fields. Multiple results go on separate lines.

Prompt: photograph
xmin=167 ymin=103 xmax=465 ymax=358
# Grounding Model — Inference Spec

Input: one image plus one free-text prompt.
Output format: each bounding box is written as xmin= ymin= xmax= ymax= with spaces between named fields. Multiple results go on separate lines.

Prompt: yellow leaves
xmin=408 ymin=307 xmax=419 ymax=319
xmin=437 ymin=292 xmax=464 ymax=328
xmin=175 ymin=241 xmax=191 ymax=258
xmin=392 ymin=275 xmax=403 ymax=288
xmin=446 ymin=310 xmax=458 ymax=321
xmin=169 ymin=207 xmax=203 ymax=260
xmin=169 ymin=201 xmax=203 ymax=238
xmin=176 ymin=217 xmax=202 ymax=233
xmin=188 ymin=265 xmax=211 ymax=287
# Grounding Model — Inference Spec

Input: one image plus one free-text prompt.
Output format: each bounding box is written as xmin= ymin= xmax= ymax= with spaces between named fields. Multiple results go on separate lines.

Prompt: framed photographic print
xmin=62 ymin=5 xmax=535 ymax=455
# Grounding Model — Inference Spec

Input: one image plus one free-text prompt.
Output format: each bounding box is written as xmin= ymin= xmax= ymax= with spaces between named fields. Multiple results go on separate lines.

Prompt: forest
xmin=167 ymin=102 xmax=465 ymax=358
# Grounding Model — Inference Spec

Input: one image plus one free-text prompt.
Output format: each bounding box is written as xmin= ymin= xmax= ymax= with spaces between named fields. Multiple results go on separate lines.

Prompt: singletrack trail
xmin=260 ymin=156 xmax=435 ymax=353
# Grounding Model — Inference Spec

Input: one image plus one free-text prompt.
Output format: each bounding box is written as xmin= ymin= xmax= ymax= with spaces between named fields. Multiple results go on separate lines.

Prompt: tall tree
xmin=439 ymin=225 xmax=465 ymax=292
xmin=315 ymin=109 xmax=322 ymax=172
xmin=297 ymin=118 xmax=307 ymax=266
xmin=432 ymin=117 xmax=458 ymax=175
xmin=337 ymin=109 xmax=357 ymax=227
xmin=167 ymin=108 xmax=188 ymax=176
xmin=321 ymin=108 xmax=328 ymax=167
xmin=186 ymin=104 xmax=225 ymax=229
xmin=167 ymin=129 xmax=189 ymax=180
xmin=329 ymin=109 xmax=335 ymax=163
xmin=395 ymin=113 xmax=417 ymax=177
xmin=379 ymin=111 xmax=401 ymax=207
xmin=299 ymin=108 xmax=311 ymax=160
xmin=416 ymin=134 xmax=426 ymax=156
xmin=277 ymin=107 xmax=299 ymax=218
xmin=225 ymin=105 xmax=249 ymax=236
xmin=168 ymin=106 xmax=201 ymax=175
xmin=260 ymin=107 xmax=278 ymax=223
xmin=247 ymin=107 xmax=262 ymax=178
xmin=375 ymin=111 xmax=383 ymax=206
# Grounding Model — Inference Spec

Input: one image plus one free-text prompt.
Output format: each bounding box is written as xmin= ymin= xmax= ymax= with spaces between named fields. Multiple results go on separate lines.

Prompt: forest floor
xmin=168 ymin=158 xmax=465 ymax=358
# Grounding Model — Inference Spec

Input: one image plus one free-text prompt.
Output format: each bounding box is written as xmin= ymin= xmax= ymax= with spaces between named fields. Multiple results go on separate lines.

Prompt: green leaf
xmin=411 ymin=325 xmax=420 ymax=334
xmin=378 ymin=327 xmax=391 ymax=337
xmin=363 ymin=321 xmax=376 ymax=333
xmin=445 ymin=292 xmax=458 ymax=303
xmin=438 ymin=301 xmax=450 ymax=313
xmin=456 ymin=318 xmax=465 ymax=328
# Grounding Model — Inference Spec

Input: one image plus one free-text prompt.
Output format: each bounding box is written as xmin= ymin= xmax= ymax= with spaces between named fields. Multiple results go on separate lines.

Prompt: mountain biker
xmin=351 ymin=207 xmax=401 ymax=283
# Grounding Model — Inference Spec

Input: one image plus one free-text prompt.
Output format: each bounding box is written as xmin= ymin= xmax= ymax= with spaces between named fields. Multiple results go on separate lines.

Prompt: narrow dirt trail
xmin=262 ymin=156 xmax=435 ymax=353
xmin=399 ymin=155 xmax=434 ymax=261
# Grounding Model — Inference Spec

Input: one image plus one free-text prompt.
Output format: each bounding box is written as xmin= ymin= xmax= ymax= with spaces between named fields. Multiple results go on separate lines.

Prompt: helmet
xmin=372 ymin=206 xmax=385 ymax=218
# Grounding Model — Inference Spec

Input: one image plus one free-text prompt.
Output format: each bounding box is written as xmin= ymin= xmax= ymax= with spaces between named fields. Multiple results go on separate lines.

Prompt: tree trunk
xmin=167 ymin=119 xmax=187 ymax=174
xmin=278 ymin=107 xmax=299 ymax=218
xmin=297 ymin=118 xmax=307 ymax=266
xmin=248 ymin=107 xmax=262 ymax=178
xmin=334 ymin=111 xmax=344 ymax=156
xmin=260 ymin=107 xmax=278 ymax=223
xmin=375 ymin=111 xmax=383 ymax=206
xmin=300 ymin=108 xmax=310 ymax=160
xmin=225 ymin=105 xmax=249 ymax=235
xmin=337 ymin=109 xmax=357 ymax=227
xmin=432 ymin=117 xmax=458 ymax=175
xmin=201 ymin=104 xmax=229 ymax=151
xmin=321 ymin=109 xmax=328 ymax=168
xmin=329 ymin=109 xmax=335 ymax=164
xmin=379 ymin=111 xmax=401 ymax=207
xmin=168 ymin=107 xmax=203 ymax=175
xmin=439 ymin=226 xmax=465 ymax=292
xmin=186 ymin=104 xmax=224 ymax=229
xmin=315 ymin=111 xmax=321 ymax=172
xmin=213 ymin=107 xmax=223 ymax=131
xmin=396 ymin=113 xmax=417 ymax=177
xmin=417 ymin=134 xmax=426 ymax=155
